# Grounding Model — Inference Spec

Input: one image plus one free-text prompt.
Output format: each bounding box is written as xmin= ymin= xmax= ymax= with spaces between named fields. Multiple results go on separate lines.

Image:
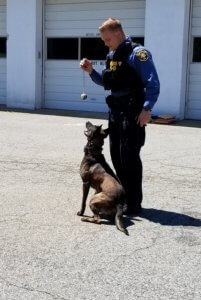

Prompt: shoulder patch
xmin=136 ymin=49 xmax=149 ymax=62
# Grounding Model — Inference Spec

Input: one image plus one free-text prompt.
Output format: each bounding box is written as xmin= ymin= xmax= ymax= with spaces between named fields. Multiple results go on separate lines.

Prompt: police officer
xmin=80 ymin=18 xmax=160 ymax=215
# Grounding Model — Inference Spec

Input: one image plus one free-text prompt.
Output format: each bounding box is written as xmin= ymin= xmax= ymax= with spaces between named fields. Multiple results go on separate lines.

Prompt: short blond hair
xmin=99 ymin=18 xmax=123 ymax=33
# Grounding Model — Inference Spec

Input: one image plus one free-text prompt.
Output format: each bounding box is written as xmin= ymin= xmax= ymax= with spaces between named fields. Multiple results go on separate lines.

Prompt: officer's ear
xmin=101 ymin=128 xmax=109 ymax=138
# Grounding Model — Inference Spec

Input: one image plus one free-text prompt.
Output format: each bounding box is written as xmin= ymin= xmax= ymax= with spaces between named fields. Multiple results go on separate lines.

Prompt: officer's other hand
xmin=80 ymin=58 xmax=93 ymax=74
xmin=137 ymin=109 xmax=151 ymax=127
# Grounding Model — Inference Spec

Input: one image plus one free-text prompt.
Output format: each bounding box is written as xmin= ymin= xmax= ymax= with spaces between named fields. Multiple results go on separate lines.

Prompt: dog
xmin=77 ymin=121 xmax=128 ymax=235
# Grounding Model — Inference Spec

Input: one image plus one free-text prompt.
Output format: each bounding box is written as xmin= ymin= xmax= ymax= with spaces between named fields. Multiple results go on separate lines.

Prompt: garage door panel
xmin=46 ymin=0 xmax=144 ymax=5
xmin=45 ymin=61 xmax=104 ymax=75
xmin=45 ymin=65 xmax=81 ymax=77
xmin=189 ymin=74 xmax=201 ymax=82
xmin=0 ymin=58 xmax=6 ymax=70
xmin=193 ymin=0 xmax=201 ymax=5
xmin=187 ymin=99 xmax=201 ymax=109
xmin=45 ymin=77 xmax=103 ymax=93
xmin=192 ymin=27 xmax=201 ymax=35
xmin=46 ymin=27 xmax=144 ymax=37
xmin=192 ymin=6 xmax=201 ymax=18
xmin=45 ymin=69 xmax=81 ymax=77
xmin=45 ymin=77 xmax=103 ymax=89
xmin=45 ymin=60 xmax=79 ymax=68
xmin=46 ymin=2 xmax=144 ymax=13
xmin=192 ymin=18 xmax=201 ymax=28
xmin=45 ymin=78 xmax=105 ymax=94
xmin=46 ymin=9 xmax=145 ymax=22
xmin=45 ymin=63 xmax=104 ymax=78
xmin=45 ymin=100 xmax=106 ymax=112
xmin=186 ymin=109 xmax=201 ymax=119
xmin=0 ymin=88 xmax=6 ymax=98
xmin=45 ymin=83 xmax=104 ymax=94
xmin=192 ymin=0 xmax=201 ymax=36
xmin=0 ymin=21 xmax=6 ymax=35
xmin=45 ymin=92 xmax=106 ymax=102
xmin=190 ymin=63 xmax=201 ymax=73
xmin=188 ymin=91 xmax=201 ymax=101
xmin=188 ymin=82 xmax=201 ymax=92
xmin=0 ymin=12 xmax=6 ymax=21
xmin=0 ymin=75 xmax=6 ymax=84
xmin=186 ymin=0 xmax=201 ymax=119
xmin=46 ymin=18 xmax=144 ymax=30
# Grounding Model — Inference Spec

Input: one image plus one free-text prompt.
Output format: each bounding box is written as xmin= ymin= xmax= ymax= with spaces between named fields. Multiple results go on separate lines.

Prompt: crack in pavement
xmin=82 ymin=236 xmax=160 ymax=279
xmin=0 ymin=276 xmax=68 ymax=300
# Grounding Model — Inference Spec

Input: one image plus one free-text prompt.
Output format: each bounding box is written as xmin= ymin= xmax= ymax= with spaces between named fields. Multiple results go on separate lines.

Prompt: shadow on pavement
xmin=140 ymin=208 xmax=201 ymax=227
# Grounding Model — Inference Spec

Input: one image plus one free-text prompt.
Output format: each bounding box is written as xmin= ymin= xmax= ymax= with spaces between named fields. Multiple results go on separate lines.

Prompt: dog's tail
xmin=115 ymin=204 xmax=129 ymax=236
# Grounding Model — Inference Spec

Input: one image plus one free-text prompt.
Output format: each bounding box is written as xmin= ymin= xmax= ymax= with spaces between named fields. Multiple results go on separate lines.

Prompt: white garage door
xmin=44 ymin=0 xmax=145 ymax=112
xmin=186 ymin=0 xmax=201 ymax=119
xmin=0 ymin=0 xmax=6 ymax=105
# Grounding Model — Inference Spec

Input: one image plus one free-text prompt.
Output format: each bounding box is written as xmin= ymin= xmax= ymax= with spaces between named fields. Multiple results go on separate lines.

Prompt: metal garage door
xmin=44 ymin=0 xmax=145 ymax=112
xmin=0 ymin=0 xmax=6 ymax=105
xmin=186 ymin=0 xmax=201 ymax=119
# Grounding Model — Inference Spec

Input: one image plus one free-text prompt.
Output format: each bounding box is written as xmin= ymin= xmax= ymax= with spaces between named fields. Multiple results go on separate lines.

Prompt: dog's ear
xmin=85 ymin=121 xmax=94 ymax=137
xmin=86 ymin=121 xmax=93 ymax=129
xmin=101 ymin=127 xmax=109 ymax=138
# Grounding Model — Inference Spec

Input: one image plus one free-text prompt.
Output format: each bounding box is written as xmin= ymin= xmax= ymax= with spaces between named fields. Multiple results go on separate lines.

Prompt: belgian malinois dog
xmin=77 ymin=121 xmax=128 ymax=235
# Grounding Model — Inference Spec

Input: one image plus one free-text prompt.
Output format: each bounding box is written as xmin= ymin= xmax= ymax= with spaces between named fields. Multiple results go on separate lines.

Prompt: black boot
xmin=123 ymin=203 xmax=142 ymax=216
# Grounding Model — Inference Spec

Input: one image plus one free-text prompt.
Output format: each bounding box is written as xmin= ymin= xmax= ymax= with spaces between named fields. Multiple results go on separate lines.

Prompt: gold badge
xmin=136 ymin=50 xmax=149 ymax=61
xmin=110 ymin=60 xmax=122 ymax=71
xmin=110 ymin=61 xmax=117 ymax=71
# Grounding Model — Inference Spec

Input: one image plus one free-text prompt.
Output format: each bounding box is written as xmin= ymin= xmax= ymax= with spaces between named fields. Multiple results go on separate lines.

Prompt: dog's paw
xmin=77 ymin=211 xmax=83 ymax=216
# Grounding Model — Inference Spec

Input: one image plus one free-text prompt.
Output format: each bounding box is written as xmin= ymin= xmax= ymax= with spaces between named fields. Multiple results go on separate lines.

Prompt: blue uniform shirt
xmin=90 ymin=37 xmax=160 ymax=111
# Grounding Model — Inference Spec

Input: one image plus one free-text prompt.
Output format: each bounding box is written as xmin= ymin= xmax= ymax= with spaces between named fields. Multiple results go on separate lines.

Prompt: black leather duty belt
xmin=106 ymin=94 xmax=136 ymax=111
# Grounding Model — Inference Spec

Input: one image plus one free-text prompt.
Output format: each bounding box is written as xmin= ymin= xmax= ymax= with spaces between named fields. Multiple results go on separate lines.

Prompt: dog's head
xmin=84 ymin=121 xmax=109 ymax=146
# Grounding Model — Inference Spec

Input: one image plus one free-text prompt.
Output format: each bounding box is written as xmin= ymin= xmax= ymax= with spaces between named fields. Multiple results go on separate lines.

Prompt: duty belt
xmin=106 ymin=94 xmax=137 ymax=112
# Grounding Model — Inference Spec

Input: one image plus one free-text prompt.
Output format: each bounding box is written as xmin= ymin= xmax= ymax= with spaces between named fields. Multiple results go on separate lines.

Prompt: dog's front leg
xmin=77 ymin=181 xmax=90 ymax=216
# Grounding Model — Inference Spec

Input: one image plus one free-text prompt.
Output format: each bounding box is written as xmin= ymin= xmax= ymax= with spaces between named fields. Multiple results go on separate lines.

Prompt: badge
xmin=110 ymin=60 xmax=122 ymax=71
xmin=136 ymin=50 xmax=149 ymax=61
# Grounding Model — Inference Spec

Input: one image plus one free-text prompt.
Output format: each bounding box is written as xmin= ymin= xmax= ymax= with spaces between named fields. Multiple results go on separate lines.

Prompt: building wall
xmin=7 ymin=0 xmax=42 ymax=109
xmin=145 ymin=0 xmax=191 ymax=119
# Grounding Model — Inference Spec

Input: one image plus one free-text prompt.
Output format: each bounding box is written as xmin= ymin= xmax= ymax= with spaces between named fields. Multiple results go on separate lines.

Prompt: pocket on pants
xmin=123 ymin=116 xmax=146 ymax=150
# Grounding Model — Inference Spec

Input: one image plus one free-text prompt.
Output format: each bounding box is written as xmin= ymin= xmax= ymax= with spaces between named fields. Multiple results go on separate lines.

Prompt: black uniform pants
xmin=108 ymin=108 xmax=145 ymax=209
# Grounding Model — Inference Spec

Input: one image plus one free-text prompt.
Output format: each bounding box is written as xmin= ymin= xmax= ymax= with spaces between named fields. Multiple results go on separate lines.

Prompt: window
xmin=46 ymin=36 xmax=144 ymax=61
xmin=81 ymin=38 xmax=109 ymax=60
xmin=47 ymin=38 xmax=78 ymax=60
xmin=131 ymin=37 xmax=144 ymax=46
xmin=193 ymin=37 xmax=201 ymax=62
xmin=0 ymin=37 xmax=6 ymax=58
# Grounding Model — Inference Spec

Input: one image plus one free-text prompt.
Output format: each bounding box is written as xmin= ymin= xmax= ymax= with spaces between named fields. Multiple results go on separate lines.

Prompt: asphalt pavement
xmin=0 ymin=108 xmax=201 ymax=300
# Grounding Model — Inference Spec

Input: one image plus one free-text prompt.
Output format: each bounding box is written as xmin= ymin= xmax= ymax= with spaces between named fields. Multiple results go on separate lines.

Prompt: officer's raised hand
xmin=80 ymin=58 xmax=93 ymax=74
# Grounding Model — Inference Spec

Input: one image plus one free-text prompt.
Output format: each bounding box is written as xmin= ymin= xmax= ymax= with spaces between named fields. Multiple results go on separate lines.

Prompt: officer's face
xmin=100 ymin=29 xmax=123 ymax=50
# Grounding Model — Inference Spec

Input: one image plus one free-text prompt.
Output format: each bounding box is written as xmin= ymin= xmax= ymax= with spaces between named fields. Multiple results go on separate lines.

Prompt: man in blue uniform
xmin=80 ymin=18 xmax=160 ymax=215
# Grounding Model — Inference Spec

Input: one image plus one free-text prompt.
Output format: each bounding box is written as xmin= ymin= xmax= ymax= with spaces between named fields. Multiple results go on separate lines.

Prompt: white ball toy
xmin=81 ymin=93 xmax=87 ymax=100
